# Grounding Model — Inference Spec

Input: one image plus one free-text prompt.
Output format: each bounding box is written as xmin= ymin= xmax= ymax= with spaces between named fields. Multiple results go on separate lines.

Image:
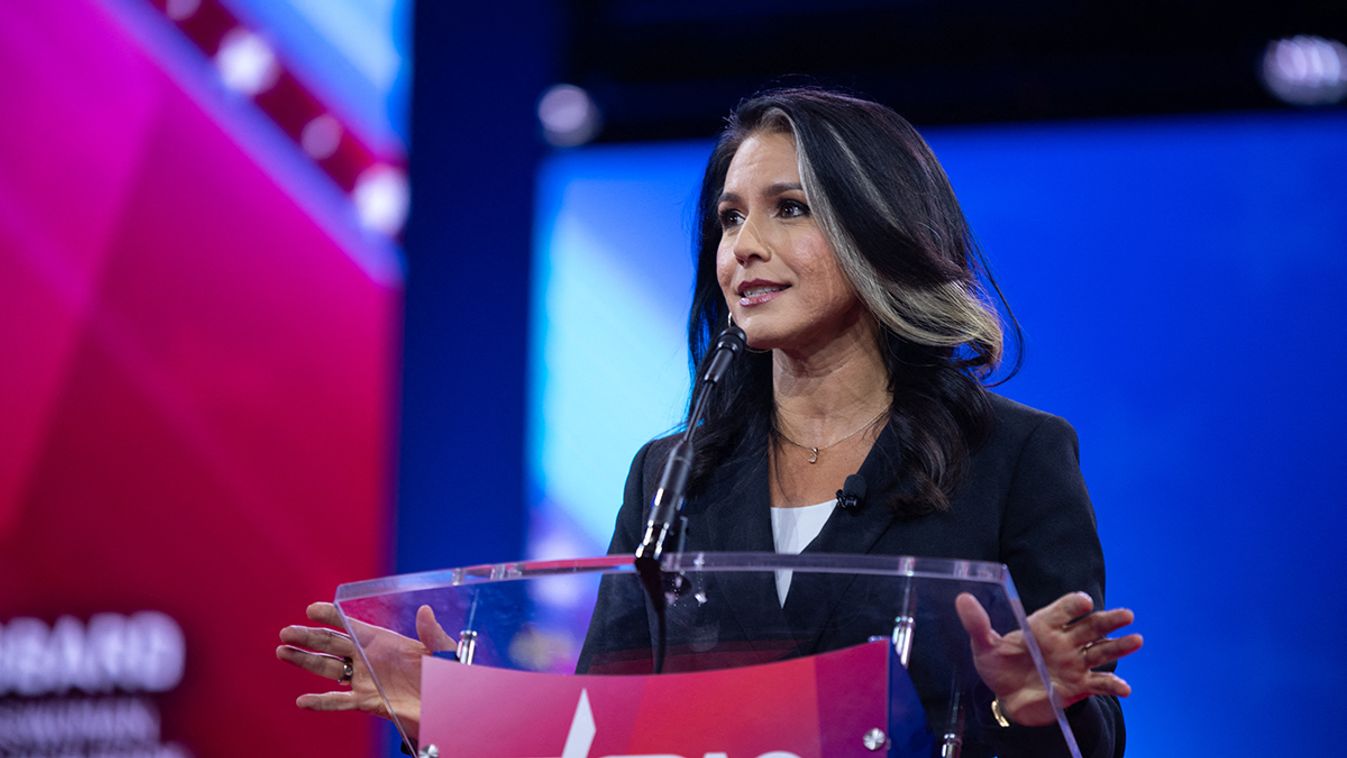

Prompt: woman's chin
xmin=737 ymin=325 xmax=773 ymax=352
xmin=740 ymin=322 xmax=810 ymax=353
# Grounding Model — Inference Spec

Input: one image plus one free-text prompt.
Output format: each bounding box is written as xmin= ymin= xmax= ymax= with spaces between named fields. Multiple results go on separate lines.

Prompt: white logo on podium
xmin=549 ymin=688 xmax=801 ymax=758
xmin=559 ymin=689 xmax=597 ymax=758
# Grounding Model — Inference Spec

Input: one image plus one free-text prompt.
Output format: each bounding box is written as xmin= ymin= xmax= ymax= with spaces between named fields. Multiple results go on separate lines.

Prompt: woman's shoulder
xmin=977 ymin=392 xmax=1081 ymax=469
xmin=622 ymin=432 xmax=684 ymax=504
xmin=629 ymin=432 xmax=679 ymax=470
xmin=985 ymin=392 xmax=1077 ymax=440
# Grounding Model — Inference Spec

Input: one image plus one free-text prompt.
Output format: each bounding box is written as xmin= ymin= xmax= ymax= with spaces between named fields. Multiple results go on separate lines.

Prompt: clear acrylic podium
xmin=334 ymin=552 xmax=1081 ymax=758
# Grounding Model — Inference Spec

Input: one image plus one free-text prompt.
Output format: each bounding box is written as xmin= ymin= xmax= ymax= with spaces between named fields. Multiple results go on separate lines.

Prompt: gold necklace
xmin=775 ymin=409 xmax=888 ymax=464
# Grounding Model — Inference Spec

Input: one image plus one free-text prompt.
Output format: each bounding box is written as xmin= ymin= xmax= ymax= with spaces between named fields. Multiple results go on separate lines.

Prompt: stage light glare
xmin=300 ymin=114 xmax=343 ymax=161
xmin=353 ymin=164 xmax=409 ymax=236
xmin=1262 ymin=35 xmax=1347 ymax=106
xmin=538 ymin=84 xmax=601 ymax=146
xmin=165 ymin=0 xmax=200 ymax=21
xmin=215 ymin=28 xmax=280 ymax=96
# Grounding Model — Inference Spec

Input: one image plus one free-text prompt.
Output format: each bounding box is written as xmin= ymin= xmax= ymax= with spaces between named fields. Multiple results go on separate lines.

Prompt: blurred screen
xmin=0 ymin=1 xmax=406 ymax=754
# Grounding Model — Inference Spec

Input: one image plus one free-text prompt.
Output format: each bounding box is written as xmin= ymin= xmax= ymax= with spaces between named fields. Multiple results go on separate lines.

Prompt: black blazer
xmin=580 ymin=394 xmax=1125 ymax=758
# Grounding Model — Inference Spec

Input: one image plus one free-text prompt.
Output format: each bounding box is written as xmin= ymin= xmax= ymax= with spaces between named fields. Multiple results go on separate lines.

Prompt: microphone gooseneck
xmin=633 ymin=324 xmax=746 ymax=674
xmin=634 ymin=324 xmax=747 ymax=568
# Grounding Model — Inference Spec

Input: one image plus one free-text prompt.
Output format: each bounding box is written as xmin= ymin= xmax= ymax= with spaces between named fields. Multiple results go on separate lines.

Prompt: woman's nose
xmin=731 ymin=215 xmax=771 ymax=264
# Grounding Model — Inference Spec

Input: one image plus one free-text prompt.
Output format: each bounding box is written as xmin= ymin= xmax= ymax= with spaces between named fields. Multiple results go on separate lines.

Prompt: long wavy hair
xmin=686 ymin=87 xmax=1021 ymax=515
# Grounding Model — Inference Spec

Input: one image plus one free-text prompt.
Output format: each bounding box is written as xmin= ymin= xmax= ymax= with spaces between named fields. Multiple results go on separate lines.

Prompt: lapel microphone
xmin=836 ymin=473 xmax=867 ymax=511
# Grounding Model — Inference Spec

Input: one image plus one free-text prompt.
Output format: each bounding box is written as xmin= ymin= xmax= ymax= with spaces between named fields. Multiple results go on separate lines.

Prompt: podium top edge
xmin=333 ymin=552 xmax=1013 ymax=603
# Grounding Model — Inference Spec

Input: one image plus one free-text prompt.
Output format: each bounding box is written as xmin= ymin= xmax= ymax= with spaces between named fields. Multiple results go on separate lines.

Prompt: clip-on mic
xmin=836 ymin=473 xmax=867 ymax=511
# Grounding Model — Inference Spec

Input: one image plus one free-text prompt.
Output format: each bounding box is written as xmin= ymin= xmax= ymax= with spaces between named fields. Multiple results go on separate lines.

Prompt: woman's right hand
xmin=276 ymin=602 xmax=456 ymax=740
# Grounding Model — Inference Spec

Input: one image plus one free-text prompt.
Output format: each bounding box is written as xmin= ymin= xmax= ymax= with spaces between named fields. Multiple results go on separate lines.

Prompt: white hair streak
xmin=758 ymin=108 xmax=1004 ymax=365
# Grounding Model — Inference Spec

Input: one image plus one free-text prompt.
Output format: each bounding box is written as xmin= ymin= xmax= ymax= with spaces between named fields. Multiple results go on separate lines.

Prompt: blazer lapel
xmin=684 ymin=438 xmax=793 ymax=654
xmin=781 ymin=421 xmax=903 ymax=649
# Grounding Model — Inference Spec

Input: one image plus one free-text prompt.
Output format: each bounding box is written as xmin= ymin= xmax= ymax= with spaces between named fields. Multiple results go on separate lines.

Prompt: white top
xmin=770 ymin=499 xmax=836 ymax=606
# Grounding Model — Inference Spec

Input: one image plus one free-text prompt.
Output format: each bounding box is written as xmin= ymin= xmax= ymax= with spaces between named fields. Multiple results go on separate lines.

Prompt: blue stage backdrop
xmin=527 ymin=109 xmax=1347 ymax=756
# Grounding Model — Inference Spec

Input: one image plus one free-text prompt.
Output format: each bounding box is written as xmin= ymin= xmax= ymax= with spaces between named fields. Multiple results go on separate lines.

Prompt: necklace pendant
xmin=806 ymin=447 xmax=819 ymax=464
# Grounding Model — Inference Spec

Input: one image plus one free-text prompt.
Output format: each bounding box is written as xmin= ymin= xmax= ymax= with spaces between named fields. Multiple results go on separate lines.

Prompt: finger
xmin=955 ymin=593 xmax=999 ymax=653
xmin=1083 ymin=670 xmax=1132 ymax=698
xmin=1064 ymin=607 xmax=1134 ymax=646
xmin=279 ymin=624 xmax=355 ymax=656
xmin=276 ymin=644 xmax=348 ymax=681
xmin=307 ymin=601 xmax=343 ymax=627
xmin=1040 ymin=591 xmax=1095 ymax=629
xmin=1082 ymin=633 xmax=1144 ymax=668
xmin=415 ymin=605 xmax=458 ymax=654
xmin=297 ymin=691 xmax=357 ymax=711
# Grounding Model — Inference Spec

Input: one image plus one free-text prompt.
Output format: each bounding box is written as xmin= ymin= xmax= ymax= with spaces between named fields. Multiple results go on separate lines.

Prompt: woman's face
xmin=715 ymin=131 xmax=864 ymax=355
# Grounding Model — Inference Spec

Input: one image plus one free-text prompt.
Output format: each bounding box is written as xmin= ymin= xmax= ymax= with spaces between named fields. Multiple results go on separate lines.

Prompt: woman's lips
xmin=738 ymin=284 xmax=789 ymax=306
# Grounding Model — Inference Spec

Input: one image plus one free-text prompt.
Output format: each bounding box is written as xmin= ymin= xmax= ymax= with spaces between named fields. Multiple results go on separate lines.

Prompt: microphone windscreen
xmin=700 ymin=324 xmax=748 ymax=384
xmin=715 ymin=324 xmax=747 ymax=353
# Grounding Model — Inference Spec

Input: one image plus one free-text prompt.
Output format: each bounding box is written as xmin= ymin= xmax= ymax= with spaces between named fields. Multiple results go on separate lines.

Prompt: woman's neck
xmin=771 ymin=322 xmax=891 ymax=443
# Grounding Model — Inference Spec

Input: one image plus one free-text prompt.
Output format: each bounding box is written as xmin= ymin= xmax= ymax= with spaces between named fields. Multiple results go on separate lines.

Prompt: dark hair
xmin=686 ymin=87 xmax=1021 ymax=515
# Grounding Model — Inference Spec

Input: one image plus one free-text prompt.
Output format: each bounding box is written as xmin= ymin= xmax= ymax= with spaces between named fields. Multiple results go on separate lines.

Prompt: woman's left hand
xmin=955 ymin=591 xmax=1143 ymax=727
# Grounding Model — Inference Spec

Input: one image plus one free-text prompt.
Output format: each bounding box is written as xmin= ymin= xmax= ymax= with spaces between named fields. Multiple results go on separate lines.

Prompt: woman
xmin=581 ymin=87 xmax=1141 ymax=756
xmin=280 ymin=87 xmax=1142 ymax=756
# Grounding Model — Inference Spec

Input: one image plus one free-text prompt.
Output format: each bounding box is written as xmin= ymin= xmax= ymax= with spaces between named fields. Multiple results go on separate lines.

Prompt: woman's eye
xmin=718 ymin=209 xmax=744 ymax=228
xmin=779 ymin=199 xmax=810 ymax=218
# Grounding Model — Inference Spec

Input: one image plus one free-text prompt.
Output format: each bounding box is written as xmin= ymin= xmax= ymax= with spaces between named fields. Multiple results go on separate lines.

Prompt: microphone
xmin=836 ymin=473 xmax=866 ymax=511
xmin=699 ymin=325 xmax=749 ymax=385
xmin=635 ymin=324 xmax=747 ymax=565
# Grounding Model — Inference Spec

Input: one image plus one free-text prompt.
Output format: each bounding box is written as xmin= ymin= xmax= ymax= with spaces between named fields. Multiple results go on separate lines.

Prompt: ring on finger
xmin=1081 ymin=638 xmax=1110 ymax=665
xmin=337 ymin=657 xmax=354 ymax=685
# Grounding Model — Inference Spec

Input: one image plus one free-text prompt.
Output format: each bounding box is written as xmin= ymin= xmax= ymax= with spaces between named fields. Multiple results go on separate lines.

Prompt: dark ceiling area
xmin=561 ymin=0 xmax=1347 ymax=141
